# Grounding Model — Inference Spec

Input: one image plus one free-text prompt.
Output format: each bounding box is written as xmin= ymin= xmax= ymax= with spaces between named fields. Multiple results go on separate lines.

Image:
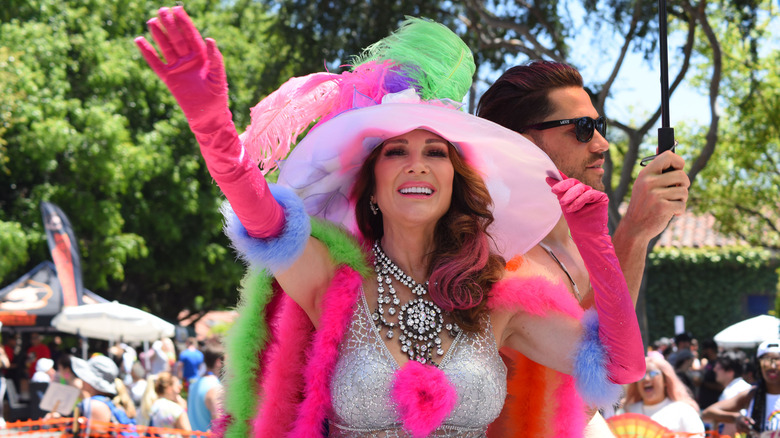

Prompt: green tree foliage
xmin=685 ymin=4 xmax=779 ymax=250
xmin=257 ymin=0 xmax=461 ymax=75
xmin=646 ymin=246 xmax=778 ymax=341
xmin=0 ymin=0 xmax=293 ymax=321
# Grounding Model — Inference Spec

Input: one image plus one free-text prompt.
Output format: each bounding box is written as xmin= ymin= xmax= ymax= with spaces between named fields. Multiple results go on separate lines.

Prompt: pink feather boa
xmin=488 ymin=275 xmax=587 ymax=438
xmin=288 ymin=266 xmax=363 ymax=437
xmin=392 ymin=361 xmax=458 ymax=437
xmin=251 ymin=293 xmax=313 ymax=436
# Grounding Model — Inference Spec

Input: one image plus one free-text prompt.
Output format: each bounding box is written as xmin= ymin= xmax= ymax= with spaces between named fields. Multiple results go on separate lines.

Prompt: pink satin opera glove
xmin=135 ymin=6 xmax=283 ymax=238
xmin=546 ymin=172 xmax=645 ymax=384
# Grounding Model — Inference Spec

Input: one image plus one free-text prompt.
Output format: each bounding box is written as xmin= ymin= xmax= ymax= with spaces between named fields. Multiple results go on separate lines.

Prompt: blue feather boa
xmin=221 ymin=184 xmax=311 ymax=274
xmin=573 ymin=309 xmax=624 ymax=409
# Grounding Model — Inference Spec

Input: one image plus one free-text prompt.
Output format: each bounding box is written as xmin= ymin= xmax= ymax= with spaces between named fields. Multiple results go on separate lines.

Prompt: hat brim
xmin=71 ymin=357 xmax=117 ymax=395
xmin=758 ymin=339 xmax=780 ymax=358
xmin=277 ymin=103 xmax=561 ymax=258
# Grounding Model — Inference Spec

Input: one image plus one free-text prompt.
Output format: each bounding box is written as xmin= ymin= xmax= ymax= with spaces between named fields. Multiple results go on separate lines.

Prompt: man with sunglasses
xmin=478 ymin=61 xmax=690 ymax=437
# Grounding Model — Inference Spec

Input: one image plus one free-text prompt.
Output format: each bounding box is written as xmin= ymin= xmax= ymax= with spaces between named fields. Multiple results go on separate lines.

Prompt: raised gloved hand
xmin=135 ymin=6 xmax=230 ymax=136
xmin=136 ymin=6 xmax=284 ymax=238
xmin=546 ymin=172 xmax=645 ymax=384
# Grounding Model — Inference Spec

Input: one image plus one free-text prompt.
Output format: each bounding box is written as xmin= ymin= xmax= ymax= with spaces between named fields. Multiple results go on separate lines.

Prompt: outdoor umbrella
xmin=51 ymin=301 xmax=175 ymax=343
xmin=713 ymin=314 xmax=780 ymax=349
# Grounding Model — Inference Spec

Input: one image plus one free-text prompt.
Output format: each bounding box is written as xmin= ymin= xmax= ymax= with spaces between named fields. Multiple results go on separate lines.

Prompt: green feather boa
xmin=221 ymin=218 xmax=369 ymax=437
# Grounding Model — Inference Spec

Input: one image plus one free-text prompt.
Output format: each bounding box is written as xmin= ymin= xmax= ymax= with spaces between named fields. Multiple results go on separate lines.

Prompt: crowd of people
xmin=0 ymin=331 xmax=224 ymax=436
xmin=597 ymin=334 xmax=777 ymax=437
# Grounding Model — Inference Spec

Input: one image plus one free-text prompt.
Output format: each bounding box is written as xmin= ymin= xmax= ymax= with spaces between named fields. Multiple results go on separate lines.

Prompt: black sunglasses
xmin=521 ymin=116 xmax=607 ymax=143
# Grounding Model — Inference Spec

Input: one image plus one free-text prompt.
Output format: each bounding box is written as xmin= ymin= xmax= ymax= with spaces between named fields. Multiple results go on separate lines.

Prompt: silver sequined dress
xmin=329 ymin=290 xmax=507 ymax=437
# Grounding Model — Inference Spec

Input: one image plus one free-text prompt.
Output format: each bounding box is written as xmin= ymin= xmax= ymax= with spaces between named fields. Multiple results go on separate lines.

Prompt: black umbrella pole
xmin=658 ymin=0 xmax=676 ymax=154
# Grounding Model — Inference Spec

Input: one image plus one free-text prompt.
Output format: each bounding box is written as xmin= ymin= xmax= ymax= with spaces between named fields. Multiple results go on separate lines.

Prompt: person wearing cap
xmin=135 ymin=7 xmax=645 ymax=436
xmin=71 ymin=355 xmax=132 ymax=434
xmin=31 ymin=357 xmax=55 ymax=383
xmin=703 ymin=339 xmax=780 ymax=434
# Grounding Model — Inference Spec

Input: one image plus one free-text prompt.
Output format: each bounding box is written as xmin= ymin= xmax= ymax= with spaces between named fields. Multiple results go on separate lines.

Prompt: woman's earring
xmin=369 ymin=197 xmax=380 ymax=216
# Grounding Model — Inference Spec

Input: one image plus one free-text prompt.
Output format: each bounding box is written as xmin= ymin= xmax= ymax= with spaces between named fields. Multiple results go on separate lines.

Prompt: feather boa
xmin=288 ymin=266 xmax=363 ymax=436
xmin=392 ymin=361 xmax=458 ymax=438
xmin=222 ymin=184 xmax=311 ymax=275
xmin=486 ymin=257 xmax=622 ymax=438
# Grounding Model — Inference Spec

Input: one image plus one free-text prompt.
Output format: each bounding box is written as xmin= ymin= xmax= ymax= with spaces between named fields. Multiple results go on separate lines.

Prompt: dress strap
xmin=539 ymin=242 xmax=581 ymax=302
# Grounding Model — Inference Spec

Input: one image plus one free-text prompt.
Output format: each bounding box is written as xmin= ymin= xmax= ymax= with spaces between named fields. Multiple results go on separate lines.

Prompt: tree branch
xmin=462 ymin=0 xmax=566 ymax=61
xmin=684 ymin=0 xmax=721 ymax=184
xmin=734 ymin=203 xmax=780 ymax=234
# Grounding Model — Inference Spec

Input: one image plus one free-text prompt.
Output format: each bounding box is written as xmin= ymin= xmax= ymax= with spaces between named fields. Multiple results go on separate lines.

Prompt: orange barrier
xmin=1 ymin=417 xmax=214 ymax=437
xmin=611 ymin=432 xmax=730 ymax=438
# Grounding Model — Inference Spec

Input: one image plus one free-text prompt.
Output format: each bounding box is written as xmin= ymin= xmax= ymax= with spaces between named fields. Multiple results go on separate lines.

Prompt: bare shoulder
xmin=490 ymin=252 xmax=566 ymax=344
xmin=89 ymin=399 xmax=113 ymax=422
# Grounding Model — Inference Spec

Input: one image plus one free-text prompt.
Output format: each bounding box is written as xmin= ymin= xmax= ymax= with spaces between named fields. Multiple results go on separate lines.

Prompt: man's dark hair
xmin=674 ymin=332 xmax=692 ymax=345
xmin=203 ymin=342 xmax=224 ymax=369
xmin=700 ymin=338 xmax=718 ymax=352
xmin=716 ymin=350 xmax=746 ymax=377
xmin=476 ymin=60 xmax=583 ymax=134
xmin=57 ymin=353 xmax=73 ymax=372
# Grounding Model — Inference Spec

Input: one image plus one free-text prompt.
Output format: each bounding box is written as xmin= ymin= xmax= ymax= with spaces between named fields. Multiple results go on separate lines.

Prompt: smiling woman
xmin=622 ymin=356 xmax=705 ymax=436
xmin=135 ymin=6 xmax=646 ymax=437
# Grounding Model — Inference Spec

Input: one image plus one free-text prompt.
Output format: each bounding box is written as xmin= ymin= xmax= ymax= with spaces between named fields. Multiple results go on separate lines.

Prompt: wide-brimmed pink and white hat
xmin=241 ymin=18 xmax=561 ymax=257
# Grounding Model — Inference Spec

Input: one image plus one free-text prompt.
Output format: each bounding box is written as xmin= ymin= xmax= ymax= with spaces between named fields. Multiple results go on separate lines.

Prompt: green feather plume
xmin=352 ymin=17 xmax=475 ymax=102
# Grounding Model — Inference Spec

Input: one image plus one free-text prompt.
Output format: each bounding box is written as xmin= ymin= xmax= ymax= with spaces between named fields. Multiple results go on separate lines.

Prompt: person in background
xmin=25 ymin=332 xmax=51 ymax=379
xmin=31 ymin=357 xmax=55 ymax=383
xmin=176 ymin=337 xmax=203 ymax=389
xmin=161 ymin=338 xmax=177 ymax=374
xmin=2 ymin=333 xmax=17 ymax=366
xmin=703 ymin=339 xmax=780 ymax=434
xmin=128 ymin=361 xmax=148 ymax=407
xmin=144 ymin=340 xmax=169 ymax=376
xmin=672 ymin=348 xmax=697 ymax=396
xmin=655 ymin=337 xmax=673 ymax=360
xmin=622 ymin=355 xmax=705 ymax=436
xmin=743 ymin=356 xmax=759 ymax=385
xmin=667 ymin=332 xmax=693 ymax=368
xmin=71 ymin=355 xmax=135 ymax=436
xmin=47 ymin=335 xmax=65 ymax=365
xmin=0 ymin=326 xmax=10 ymax=428
xmin=149 ymin=371 xmax=191 ymax=435
xmin=696 ymin=339 xmax=723 ymax=411
xmin=55 ymin=353 xmax=81 ymax=388
xmin=187 ymin=342 xmax=223 ymax=432
xmin=710 ymin=350 xmax=752 ymax=436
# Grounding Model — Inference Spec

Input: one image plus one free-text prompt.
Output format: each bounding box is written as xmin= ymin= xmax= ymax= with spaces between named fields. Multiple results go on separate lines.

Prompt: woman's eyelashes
xmin=427 ymin=147 xmax=448 ymax=157
xmin=384 ymin=147 xmax=406 ymax=157
xmin=382 ymin=144 xmax=448 ymax=158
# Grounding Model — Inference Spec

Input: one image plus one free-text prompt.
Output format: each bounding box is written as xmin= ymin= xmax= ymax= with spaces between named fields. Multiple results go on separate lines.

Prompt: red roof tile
xmin=654 ymin=211 xmax=745 ymax=248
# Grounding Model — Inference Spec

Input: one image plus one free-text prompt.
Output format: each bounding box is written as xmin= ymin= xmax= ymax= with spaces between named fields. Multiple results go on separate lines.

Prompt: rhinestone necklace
xmin=371 ymin=241 xmax=460 ymax=365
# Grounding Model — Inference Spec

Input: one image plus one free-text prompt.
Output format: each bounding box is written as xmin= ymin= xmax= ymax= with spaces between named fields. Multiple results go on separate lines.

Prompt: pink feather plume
xmin=241 ymin=72 xmax=340 ymax=174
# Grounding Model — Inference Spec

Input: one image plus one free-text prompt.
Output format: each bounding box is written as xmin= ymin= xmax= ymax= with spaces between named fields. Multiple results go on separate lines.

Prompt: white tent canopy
xmin=713 ymin=314 xmax=780 ymax=349
xmin=51 ymin=301 xmax=175 ymax=343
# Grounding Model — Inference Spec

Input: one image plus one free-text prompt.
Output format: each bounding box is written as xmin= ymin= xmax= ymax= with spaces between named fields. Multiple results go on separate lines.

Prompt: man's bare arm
xmin=612 ymin=151 xmax=689 ymax=305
